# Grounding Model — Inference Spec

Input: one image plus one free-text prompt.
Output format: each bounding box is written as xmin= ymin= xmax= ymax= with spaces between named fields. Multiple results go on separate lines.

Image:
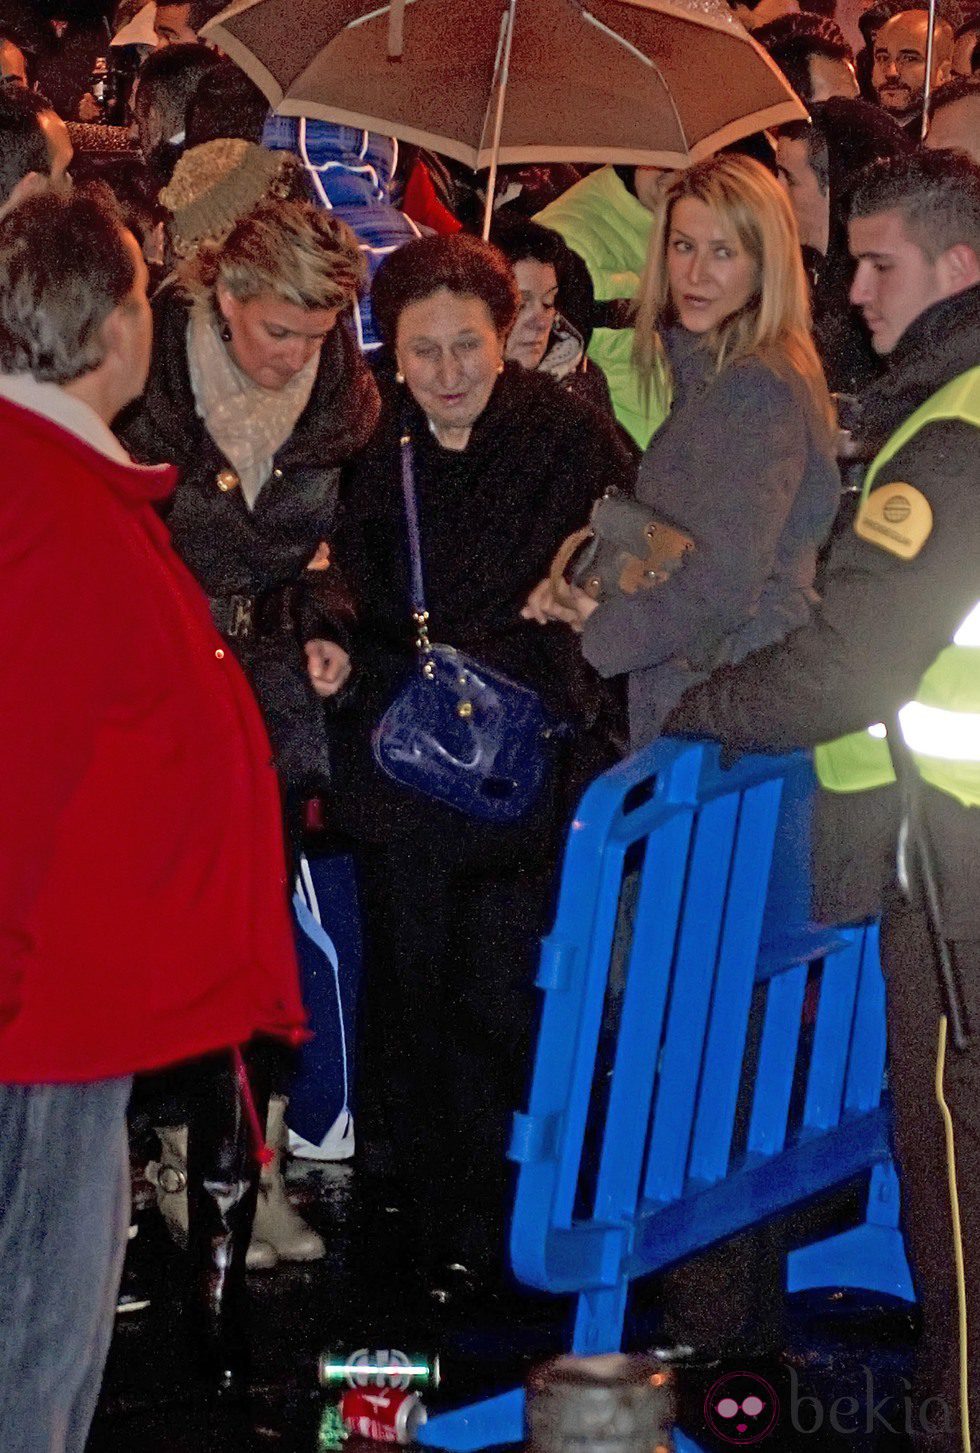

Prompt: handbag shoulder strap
xmin=398 ymin=428 xmax=432 ymax=650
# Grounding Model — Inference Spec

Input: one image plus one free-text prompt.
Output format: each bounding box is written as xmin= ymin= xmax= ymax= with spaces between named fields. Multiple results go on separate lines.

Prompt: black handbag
xmin=372 ymin=430 xmax=552 ymax=823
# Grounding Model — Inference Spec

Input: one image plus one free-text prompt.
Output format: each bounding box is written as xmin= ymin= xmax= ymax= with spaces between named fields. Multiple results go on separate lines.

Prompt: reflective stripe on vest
xmin=899 ymin=701 xmax=980 ymax=761
xmin=814 ymin=367 xmax=980 ymax=806
xmin=899 ymin=599 xmax=980 ymax=804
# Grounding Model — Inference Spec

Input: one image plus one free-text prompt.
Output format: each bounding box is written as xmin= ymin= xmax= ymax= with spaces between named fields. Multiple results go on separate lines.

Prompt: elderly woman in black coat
xmin=325 ymin=234 xmax=634 ymax=1294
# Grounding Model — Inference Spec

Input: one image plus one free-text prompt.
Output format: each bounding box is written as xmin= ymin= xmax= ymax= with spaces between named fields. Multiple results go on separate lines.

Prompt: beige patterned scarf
xmin=186 ymin=309 xmax=318 ymax=509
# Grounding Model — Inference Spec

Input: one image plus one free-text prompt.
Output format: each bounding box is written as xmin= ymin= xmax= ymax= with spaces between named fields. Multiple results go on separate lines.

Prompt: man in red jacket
xmin=0 ymin=188 xmax=305 ymax=1453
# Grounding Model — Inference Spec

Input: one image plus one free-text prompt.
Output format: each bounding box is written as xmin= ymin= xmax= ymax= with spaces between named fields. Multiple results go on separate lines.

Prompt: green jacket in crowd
xmin=536 ymin=166 xmax=666 ymax=450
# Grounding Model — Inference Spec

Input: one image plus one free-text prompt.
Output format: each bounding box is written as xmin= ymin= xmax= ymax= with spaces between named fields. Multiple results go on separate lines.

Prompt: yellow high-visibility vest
xmin=814 ymin=367 xmax=980 ymax=809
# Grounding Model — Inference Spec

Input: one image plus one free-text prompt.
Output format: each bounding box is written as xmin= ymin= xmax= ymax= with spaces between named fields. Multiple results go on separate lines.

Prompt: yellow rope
xmin=935 ymin=1014 xmax=971 ymax=1453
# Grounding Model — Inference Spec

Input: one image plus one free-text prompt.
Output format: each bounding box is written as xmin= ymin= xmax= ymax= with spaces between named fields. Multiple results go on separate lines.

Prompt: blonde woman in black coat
xmin=118 ymin=167 xmax=378 ymax=1373
xmin=123 ymin=179 xmax=379 ymax=793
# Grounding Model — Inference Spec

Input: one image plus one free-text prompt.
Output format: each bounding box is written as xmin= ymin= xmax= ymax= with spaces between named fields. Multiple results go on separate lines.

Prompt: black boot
xmin=185 ymin=1050 xmax=269 ymax=1398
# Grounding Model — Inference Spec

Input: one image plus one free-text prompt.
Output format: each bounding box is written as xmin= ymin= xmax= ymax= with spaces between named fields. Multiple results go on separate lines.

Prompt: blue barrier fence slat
xmin=508 ymin=921 xmax=593 ymax=1285
xmin=591 ymin=817 xmax=691 ymax=1227
xmin=518 ymin=1222 xmax=630 ymax=1291
xmin=643 ymin=794 xmax=740 ymax=1203
xmin=787 ymin=1160 xmax=914 ymax=1300
xmin=552 ymin=842 xmax=629 ymax=1223
xmin=803 ymin=932 xmax=863 ymax=1132
xmin=688 ymin=778 xmax=785 ymax=1184
xmin=510 ymin=743 xmax=708 ymax=1287
xmin=844 ymin=923 xmax=887 ymax=1115
xmin=866 ymin=1158 xmax=903 ymax=1230
xmin=418 ymin=1389 xmax=525 ymax=1451
xmin=747 ymin=964 xmax=808 ymax=1157
xmin=572 ymin=1279 xmax=632 ymax=1355
xmin=633 ymin=1107 xmax=893 ymax=1278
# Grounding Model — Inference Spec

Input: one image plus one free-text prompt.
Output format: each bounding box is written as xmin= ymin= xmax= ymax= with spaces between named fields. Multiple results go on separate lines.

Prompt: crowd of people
xmin=0 ymin=2 xmax=978 ymax=1451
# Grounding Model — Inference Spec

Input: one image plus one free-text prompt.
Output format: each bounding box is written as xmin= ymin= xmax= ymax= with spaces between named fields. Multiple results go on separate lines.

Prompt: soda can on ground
xmin=340 ymin=1386 xmax=427 ymax=1444
xmin=320 ymin=1347 xmax=441 ymax=1391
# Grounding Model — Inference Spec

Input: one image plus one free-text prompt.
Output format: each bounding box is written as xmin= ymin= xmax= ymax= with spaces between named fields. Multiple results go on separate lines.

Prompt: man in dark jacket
xmin=666 ymin=150 xmax=980 ymax=1450
xmin=129 ymin=41 xmax=221 ymax=186
xmin=775 ymin=98 xmax=911 ymax=394
xmin=0 ymin=190 xmax=304 ymax=1453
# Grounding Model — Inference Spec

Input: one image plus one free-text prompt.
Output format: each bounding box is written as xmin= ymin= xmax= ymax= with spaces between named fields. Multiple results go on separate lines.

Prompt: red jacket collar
xmin=0 ymin=394 xmax=177 ymax=503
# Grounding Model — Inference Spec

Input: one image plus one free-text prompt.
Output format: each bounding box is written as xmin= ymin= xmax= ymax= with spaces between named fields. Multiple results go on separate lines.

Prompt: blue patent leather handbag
xmin=372 ymin=432 xmax=552 ymax=823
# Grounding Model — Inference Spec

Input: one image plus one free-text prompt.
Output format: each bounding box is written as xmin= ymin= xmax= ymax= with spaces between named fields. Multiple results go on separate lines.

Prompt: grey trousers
xmin=0 ymin=1076 xmax=132 ymax=1453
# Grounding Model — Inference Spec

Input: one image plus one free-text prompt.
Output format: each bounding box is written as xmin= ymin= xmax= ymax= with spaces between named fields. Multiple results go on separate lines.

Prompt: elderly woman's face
xmin=395 ymin=288 xmax=504 ymax=445
xmin=217 ymin=286 xmax=341 ymax=390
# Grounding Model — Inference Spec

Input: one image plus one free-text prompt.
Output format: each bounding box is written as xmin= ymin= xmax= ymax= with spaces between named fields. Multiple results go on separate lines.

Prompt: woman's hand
xmin=305 ymin=639 xmax=351 ymax=697
xmin=521 ymin=578 xmax=599 ymax=633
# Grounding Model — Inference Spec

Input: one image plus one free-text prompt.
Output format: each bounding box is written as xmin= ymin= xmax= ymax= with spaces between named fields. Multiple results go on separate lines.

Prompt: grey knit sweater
xmin=581 ymin=327 xmax=839 ymax=748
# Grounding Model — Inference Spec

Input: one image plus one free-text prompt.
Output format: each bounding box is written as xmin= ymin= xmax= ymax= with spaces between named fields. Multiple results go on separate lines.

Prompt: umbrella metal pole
xmin=387 ymin=0 xmax=406 ymax=59
xmin=921 ymin=0 xmax=937 ymax=140
xmin=481 ymin=0 xmax=517 ymax=240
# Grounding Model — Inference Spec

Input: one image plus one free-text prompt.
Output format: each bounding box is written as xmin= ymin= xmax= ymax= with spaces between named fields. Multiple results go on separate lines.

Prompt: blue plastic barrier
xmin=419 ymin=741 xmax=912 ymax=1452
xmin=289 ymin=852 xmax=360 ymax=1151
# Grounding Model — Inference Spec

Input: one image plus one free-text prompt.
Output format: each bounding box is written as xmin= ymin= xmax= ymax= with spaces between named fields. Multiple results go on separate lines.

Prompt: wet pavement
xmin=87 ymin=1159 xmax=922 ymax=1453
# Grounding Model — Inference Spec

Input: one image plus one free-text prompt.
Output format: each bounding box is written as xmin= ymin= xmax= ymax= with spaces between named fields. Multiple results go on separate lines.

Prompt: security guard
xmin=665 ymin=149 xmax=980 ymax=1451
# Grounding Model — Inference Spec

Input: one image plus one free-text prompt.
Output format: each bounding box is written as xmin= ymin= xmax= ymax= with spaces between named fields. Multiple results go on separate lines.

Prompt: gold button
xmin=216 ymin=468 xmax=240 ymax=492
xmin=457 ymin=700 xmax=473 ymax=719
xmin=273 ymin=467 xmax=283 ymax=479
xmin=215 ymin=648 xmax=225 ymax=660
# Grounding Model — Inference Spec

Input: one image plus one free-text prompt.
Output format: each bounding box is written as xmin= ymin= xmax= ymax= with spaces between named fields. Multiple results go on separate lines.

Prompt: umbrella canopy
xmin=203 ymin=0 xmax=806 ymax=172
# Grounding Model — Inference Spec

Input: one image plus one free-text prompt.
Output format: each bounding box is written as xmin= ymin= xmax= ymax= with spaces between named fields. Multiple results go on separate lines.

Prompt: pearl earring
xmin=395 ymin=369 xmax=405 ymax=384
xmin=497 ymin=360 xmax=505 ymax=375
xmin=220 ymin=322 xmax=232 ymax=343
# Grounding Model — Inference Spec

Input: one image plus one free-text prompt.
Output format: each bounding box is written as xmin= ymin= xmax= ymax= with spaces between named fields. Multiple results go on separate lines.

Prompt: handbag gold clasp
xmin=413 ymin=608 xmax=432 ymax=652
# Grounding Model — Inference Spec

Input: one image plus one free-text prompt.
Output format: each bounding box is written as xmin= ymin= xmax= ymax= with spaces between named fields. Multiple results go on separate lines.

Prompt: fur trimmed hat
xmin=160 ymin=139 xmax=299 ymax=255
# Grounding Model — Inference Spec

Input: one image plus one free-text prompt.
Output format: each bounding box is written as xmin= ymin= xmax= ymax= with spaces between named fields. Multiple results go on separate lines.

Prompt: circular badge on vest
xmin=882 ymin=494 xmax=911 ymax=524
xmin=854 ymin=482 xmax=933 ymax=559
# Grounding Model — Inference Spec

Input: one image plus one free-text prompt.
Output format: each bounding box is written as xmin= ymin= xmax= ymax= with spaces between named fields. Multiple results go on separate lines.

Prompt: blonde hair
xmin=633 ymin=155 xmax=834 ymax=434
xmin=180 ymin=198 xmax=365 ymax=316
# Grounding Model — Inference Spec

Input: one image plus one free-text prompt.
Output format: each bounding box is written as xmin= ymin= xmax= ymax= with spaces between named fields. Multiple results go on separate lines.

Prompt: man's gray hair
xmin=0 ymin=189 xmax=136 ymax=384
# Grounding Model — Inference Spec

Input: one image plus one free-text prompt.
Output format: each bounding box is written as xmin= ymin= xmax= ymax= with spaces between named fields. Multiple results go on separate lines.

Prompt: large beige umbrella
xmin=204 ymin=0 xmax=805 ymax=231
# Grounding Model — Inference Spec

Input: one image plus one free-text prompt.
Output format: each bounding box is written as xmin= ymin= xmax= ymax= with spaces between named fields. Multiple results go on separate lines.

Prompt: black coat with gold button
xmin=118 ymin=284 xmax=380 ymax=790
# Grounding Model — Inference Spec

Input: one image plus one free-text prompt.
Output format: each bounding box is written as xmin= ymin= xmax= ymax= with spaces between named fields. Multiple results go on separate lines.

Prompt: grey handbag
xmin=549 ymin=488 xmax=695 ymax=606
